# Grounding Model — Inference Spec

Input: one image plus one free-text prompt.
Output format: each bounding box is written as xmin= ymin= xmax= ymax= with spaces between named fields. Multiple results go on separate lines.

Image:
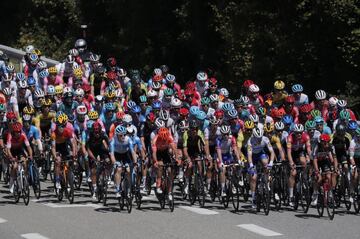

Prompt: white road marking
xmin=237 ymin=224 xmax=283 ymax=237
xmin=42 ymin=202 xmax=102 ymax=209
xmin=0 ymin=217 xmax=8 ymax=223
xmin=21 ymin=233 xmax=50 ymax=239
xmin=179 ymin=206 xmax=219 ymax=215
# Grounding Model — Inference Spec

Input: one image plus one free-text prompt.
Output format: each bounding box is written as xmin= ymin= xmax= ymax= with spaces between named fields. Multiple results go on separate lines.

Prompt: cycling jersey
xmin=6 ymin=133 xmax=30 ymax=150
xmin=51 ymin=126 xmax=74 ymax=144
xmin=110 ymin=135 xmax=134 ymax=154
xmin=23 ymin=125 xmax=41 ymax=141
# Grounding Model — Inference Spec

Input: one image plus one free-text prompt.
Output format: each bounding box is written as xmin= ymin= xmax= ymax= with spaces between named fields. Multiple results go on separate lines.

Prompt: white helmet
xmin=337 ymin=99 xmax=347 ymax=108
xmin=2 ymin=87 xmax=12 ymax=96
xmin=220 ymin=125 xmax=231 ymax=134
xmin=328 ymin=96 xmax=338 ymax=107
xmin=196 ymin=71 xmax=208 ymax=81
xmin=18 ymin=80 xmax=28 ymax=89
xmin=69 ymin=48 xmax=79 ymax=57
xmin=159 ymin=109 xmax=170 ymax=121
xmin=155 ymin=118 xmax=165 ymax=128
xmin=275 ymin=121 xmax=285 ymax=131
xmin=315 ymin=90 xmax=326 ymax=100
xmin=63 ymin=87 xmax=72 ymax=94
xmin=249 ymin=114 xmax=259 ymax=123
xmin=252 ymin=127 xmax=263 ymax=138
xmin=219 ymin=88 xmax=229 ymax=98
xmin=115 ymin=89 xmax=124 ymax=98
xmin=293 ymin=124 xmax=304 ymax=133
xmin=249 ymin=84 xmax=260 ymax=93
xmin=25 ymin=45 xmax=35 ymax=54
xmin=209 ymin=94 xmax=219 ymax=102
xmin=76 ymin=105 xmax=88 ymax=115
xmin=147 ymin=89 xmax=157 ymax=97
xmin=74 ymin=88 xmax=84 ymax=97
xmin=153 ymin=68 xmax=162 ymax=76
xmin=123 ymin=114 xmax=133 ymax=124
xmin=37 ymin=61 xmax=47 ymax=69
xmin=34 ymin=89 xmax=45 ymax=98
xmin=171 ymin=98 xmax=182 ymax=108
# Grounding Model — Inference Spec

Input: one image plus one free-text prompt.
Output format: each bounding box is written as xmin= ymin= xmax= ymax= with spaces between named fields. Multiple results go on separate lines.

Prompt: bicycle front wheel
xmin=326 ymin=190 xmax=335 ymax=220
xmin=22 ymin=175 xmax=30 ymax=205
xmin=67 ymin=170 xmax=75 ymax=204
xmin=32 ymin=165 xmax=41 ymax=199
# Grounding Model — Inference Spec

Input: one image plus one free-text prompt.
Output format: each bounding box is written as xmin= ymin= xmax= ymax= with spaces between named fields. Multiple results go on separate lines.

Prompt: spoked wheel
xmin=197 ymin=174 xmax=206 ymax=208
xmin=271 ymin=179 xmax=281 ymax=211
xmin=73 ymin=167 xmax=83 ymax=190
xmin=302 ymin=181 xmax=311 ymax=213
xmin=242 ymin=174 xmax=250 ymax=202
xmin=32 ymin=165 xmax=41 ymax=199
xmin=96 ymin=175 xmax=104 ymax=203
xmin=326 ymin=190 xmax=335 ymax=220
xmin=222 ymin=183 xmax=230 ymax=209
xmin=13 ymin=180 xmax=20 ymax=203
xmin=67 ymin=171 xmax=75 ymax=204
xmin=123 ymin=178 xmax=132 ymax=213
xmin=119 ymin=193 xmax=125 ymax=210
xmin=189 ymin=177 xmax=197 ymax=205
xmin=102 ymin=177 xmax=108 ymax=206
xmin=263 ymin=179 xmax=270 ymax=216
xmin=354 ymin=190 xmax=360 ymax=214
xmin=168 ymin=185 xmax=175 ymax=212
xmin=209 ymin=177 xmax=218 ymax=202
xmin=317 ymin=193 xmax=324 ymax=217
xmin=343 ymin=182 xmax=352 ymax=211
xmin=22 ymin=176 xmax=30 ymax=206
xmin=231 ymin=182 xmax=240 ymax=211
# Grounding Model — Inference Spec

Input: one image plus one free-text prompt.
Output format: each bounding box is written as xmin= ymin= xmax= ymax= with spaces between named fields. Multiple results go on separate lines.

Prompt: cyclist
xmin=349 ymin=128 xmax=360 ymax=203
xmin=34 ymin=98 xmax=56 ymax=138
xmin=291 ymin=84 xmax=309 ymax=107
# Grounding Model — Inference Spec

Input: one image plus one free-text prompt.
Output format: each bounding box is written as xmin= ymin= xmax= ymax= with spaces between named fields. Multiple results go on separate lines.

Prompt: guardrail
xmin=0 ymin=44 xmax=59 ymax=71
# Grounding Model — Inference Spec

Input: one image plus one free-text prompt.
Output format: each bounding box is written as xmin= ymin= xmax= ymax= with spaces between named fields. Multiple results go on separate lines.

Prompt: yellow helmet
xmin=264 ymin=121 xmax=275 ymax=133
xmin=23 ymin=105 xmax=35 ymax=115
xmin=88 ymin=111 xmax=99 ymax=120
xmin=105 ymin=90 xmax=115 ymax=99
xmin=55 ymin=85 xmax=63 ymax=94
xmin=32 ymin=48 xmax=42 ymax=56
xmin=274 ymin=80 xmax=285 ymax=90
xmin=41 ymin=98 xmax=52 ymax=107
xmin=56 ymin=113 xmax=68 ymax=125
xmin=244 ymin=120 xmax=255 ymax=130
xmin=73 ymin=68 xmax=83 ymax=79
xmin=48 ymin=66 xmax=57 ymax=74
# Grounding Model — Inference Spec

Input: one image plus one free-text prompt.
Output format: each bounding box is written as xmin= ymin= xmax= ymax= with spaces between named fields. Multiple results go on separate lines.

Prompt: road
xmin=0 ymin=178 xmax=359 ymax=239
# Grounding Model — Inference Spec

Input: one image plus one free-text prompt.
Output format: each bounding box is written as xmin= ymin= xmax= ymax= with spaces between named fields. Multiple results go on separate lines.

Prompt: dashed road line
xmin=237 ymin=224 xmax=283 ymax=237
xmin=179 ymin=206 xmax=219 ymax=215
xmin=0 ymin=217 xmax=8 ymax=223
xmin=21 ymin=233 xmax=50 ymax=239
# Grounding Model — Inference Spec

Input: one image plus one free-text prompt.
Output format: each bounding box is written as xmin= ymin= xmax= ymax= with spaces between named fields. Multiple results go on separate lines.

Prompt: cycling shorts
xmin=156 ymin=150 xmax=172 ymax=164
xmin=222 ymin=153 xmax=234 ymax=165
xmin=252 ymin=151 xmax=268 ymax=164
xmin=318 ymin=159 xmax=332 ymax=173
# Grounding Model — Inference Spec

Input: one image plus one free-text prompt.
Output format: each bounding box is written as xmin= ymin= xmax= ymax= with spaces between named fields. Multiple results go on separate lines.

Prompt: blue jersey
xmin=130 ymin=135 xmax=142 ymax=150
xmin=110 ymin=135 xmax=134 ymax=154
xmin=23 ymin=125 xmax=40 ymax=141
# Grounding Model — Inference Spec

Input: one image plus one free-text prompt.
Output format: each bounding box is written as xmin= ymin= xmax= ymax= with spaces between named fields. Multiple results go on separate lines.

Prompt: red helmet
xmin=284 ymin=95 xmax=295 ymax=104
xmin=179 ymin=108 xmax=189 ymax=117
xmin=299 ymin=104 xmax=312 ymax=113
xmin=209 ymin=78 xmax=217 ymax=86
xmin=116 ymin=111 xmax=125 ymax=120
xmin=93 ymin=122 xmax=102 ymax=133
xmin=186 ymin=82 xmax=195 ymax=90
xmin=243 ymin=79 xmax=254 ymax=89
xmin=146 ymin=112 xmax=156 ymax=123
xmin=6 ymin=111 xmax=17 ymax=120
xmin=11 ymin=122 xmax=22 ymax=132
xmin=107 ymin=57 xmax=117 ymax=67
xmin=184 ymin=89 xmax=194 ymax=96
xmin=214 ymin=109 xmax=224 ymax=119
xmin=320 ymin=134 xmax=331 ymax=143
xmin=83 ymin=84 xmax=91 ymax=93
xmin=107 ymin=71 xmax=117 ymax=81
xmin=158 ymin=127 xmax=170 ymax=140
xmin=271 ymin=108 xmax=285 ymax=119
xmin=153 ymin=75 xmax=163 ymax=82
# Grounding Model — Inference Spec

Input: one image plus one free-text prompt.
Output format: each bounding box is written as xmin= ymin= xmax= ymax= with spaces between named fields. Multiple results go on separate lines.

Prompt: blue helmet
xmin=314 ymin=116 xmax=324 ymax=124
xmin=16 ymin=72 xmax=26 ymax=81
xmin=27 ymin=76 xmax=36 ymax=86
xmin=222 ymin=102 xmax=234 ymax=112
xmin=292 ymin=84 xmax=303 ymax=93
xmin=282 ymin=115 xmax=293 ymax=125
xmin=190 ymin=106 xmax=200 ymax=116
xmin=127 ymin=100 xmax=136 ymax=110
xmin=152 ymin=100 xmax=162 ymax=110
xmin=104 ymin=102 xmax=116 ymax=112
xmin=348 ymin=120 xmax=358 ymax=131
xmin=228 ymin=109 xmax=238 ymax=119
xmin=38 ymin=70 xmax=49 ymax=79
xmin=196 ymin=111 xmax=207 ymax=121
xmin=131 ymin=105 xmax=141 ymax=114
xmin=86 ymin=120 xmax=94 ymax=129
xmin=115 ymin=125 xmax=127 ymax=135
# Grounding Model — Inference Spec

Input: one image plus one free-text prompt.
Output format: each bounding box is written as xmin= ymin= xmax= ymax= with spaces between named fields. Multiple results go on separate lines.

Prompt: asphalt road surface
xmin=0 ymin=177 xmax=359 ymax=239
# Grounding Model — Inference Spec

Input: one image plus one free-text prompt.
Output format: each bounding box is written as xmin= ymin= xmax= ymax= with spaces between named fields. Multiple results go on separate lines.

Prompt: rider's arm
xmin=265 ymin=137 xmax=275 ymax=163
xmin=287 ymin=137 xmax=294 ymax=167
xmin=349 ymin=139 xmax=356 ymax=166
xmin=246 ymin=139 xmax=253 ymax=166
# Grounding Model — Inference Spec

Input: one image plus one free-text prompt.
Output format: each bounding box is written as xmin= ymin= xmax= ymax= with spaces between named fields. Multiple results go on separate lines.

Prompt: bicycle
xmin=316 ymin=170 xmax=336 ymax=220
xmin=222 ymin=163 xmax=241 ymax=211
xmin=352 ymin=166 xmax=360 ymax=214
xmin=270 ymin=161 xmax=285 ymax=210
xmin=41 ymin=137 xmax=54 ymax=181
xmin=133 ymin=160 xmax=143 ymax=210
xmin=12 ymin=158 xmax=30 ymax=205
xmin=334 ymin=163 xmax=351 ymax=211
xmin=118 ymin=164 xmax=133 ymax=213
xmin=187 ymin=156 xmax=206 ymax=208
xmin=155 ymin=162 xmax=176 ymax=212
xmin=28 ymin=157 xmax=41 ymax=199
xmin=293 ymin=164 xmax=311 ymax=213
xmin=96 ymin=157 xmax=112 ymax=206
xmin=255 ymin=162 xmax=270 ymax=215
xmin=55 ymin=156 xmax=75 ymax=204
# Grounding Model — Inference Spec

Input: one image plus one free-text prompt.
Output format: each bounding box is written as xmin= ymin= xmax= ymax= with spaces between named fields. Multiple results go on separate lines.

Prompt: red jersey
xmin=6 ymin=133 xmax=30 ymax=150
xmin=287 ymin=132 xmax=310 ymax=151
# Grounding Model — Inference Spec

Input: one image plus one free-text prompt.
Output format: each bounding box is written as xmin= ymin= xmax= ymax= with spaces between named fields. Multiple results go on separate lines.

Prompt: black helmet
xmin=189 ymin=120 xmax=198 ymax=129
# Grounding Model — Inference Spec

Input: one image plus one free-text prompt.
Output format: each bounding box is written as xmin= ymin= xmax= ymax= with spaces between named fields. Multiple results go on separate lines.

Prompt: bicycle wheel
xmin=343 ymin=176 xmax=352 ymax=211
xmin=222 ymin=182 xmax=230 ymax=209
xmin=316 ymin=192 xmax=324 ymax=217
xmin=73 ymin=165 xmax=82 ymax=190
xmin=189 ymin=176 xmax=197 ymax=205
xmin=168 ymin=178 xmax=175 ymax=212
xmin=102 ymin=175 xmax=108 ymax=206
xmin=125 ymin=177 xmax=133 ymax=213
xmin=197 ymin=173 xmax=206 ymax=208
xmin=67 ymin=170 xmax=75 ymax=204
xmin=243 ymin=173 xmax=250 ymax=202
xmin=302 ymin=177 xmax=311 ymax=213
xmin=271 ymin=178 xmax=281 ymax=211
xmin=232 ymin=181 xmax=240 ymax=211
xmin=13 ymin=179 xmax=20 ymax=203
xmin=263 ymin=176 xmax=270 ymax=215
xmin=209 ymin=174 xmax=218 ymax=202
xmin=326 ymin=190 xmax=335 ymax=220
xmin=32 ymin=165 xmax=41 ymax=199
xmin=354 ymin=189 xmax=360 ymax=214
xmin=22 ymin=175 xmax=30 ymax=205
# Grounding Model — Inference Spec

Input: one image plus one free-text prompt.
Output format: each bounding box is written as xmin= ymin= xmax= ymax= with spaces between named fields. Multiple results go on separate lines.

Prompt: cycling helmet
xmin=222 ymin=102 xmax=234 ymax=112
xmin=249 ymin=114 xmax=259 ymax=123
xmin=11 ymin=122 xmax=22 ymax=132
xmin=69 ymin=48 xmax=79 ymax=57
xmin=76 ymin=105 xmax=88 ymax=115
xmin=190 ymin=106 xmax=200 ymax=116
xmin=196 ymin=71 xmax=208 ymax=81
xmin=104 ymin=102 xmax=116 ymax=112
xmin=166 ymin=74 xmax=176 ymax=83
xmin=209 ymin=78 xmax=217 ymax=86
xmin=6 ymin=112 xmax=17 ymax=120
xmin=275 ymin=121 xmax=285 ymax=131
xmin=184 ymin=89 xmax=194 ymax=96
xmin=264 ymin=122 xmax=275 ymax=133
xmin=314 ymin=116 xmax=324 ymax=124
xmin=65 ymin=55 xmax=74 ymax=64
xmin=196 ymin=111 xmax=207 ymax=121
xmin=32 ymin=49 xmax=41 ymax=56
xmin=179 ymin=120 xmax=189 ymax=130
xmin=248 ymin=84 xmax=260 ymax=93
xmin=179 ymin=108 xmax=189 ymax=117
xmin=139 ymin=95 xmax=147 ymax=104
xmin=311 ymin=109 xmax=321 ymax=119
xmin=315 ymin=90 xmax=326 ymax=100
xmin=37 ymin=61 xmax=47 ymax=69
xmin=227 ymin=109 xmax=238 ymax=119
xmin=127 ymin=100 xmax=136 ymax=110
xmin=284 ymin=95 xmax=295 ymax=104
xmin=56 ymin=113 xmax=68 ymax=125
xmin=153 ymin=68 xmax=162 ymax=76
xmin=38 ymin=70 xmax=49 ymax=79
xmin=220 ymin=125 xmax=231 ymax=135
xmin=147 ymin=89 xmax=157 ymax=98
xmin=22 ymin=114 xmax=32 ymax=122
xmin=6 ymin=63 xmax=15 ymax=72
xmin=189 ymin=120 xmax=199 ymax=129
xmin=282 ymin=115 xmax=293 ymax=125
xmin=126 ymin=125 xmax=136 ymax=135
xmin=155 ymin=118 xmax=165 ymax=128
xmin=299 ymin=104 xmax=312 ymax=114
xmin=73 ymin=68 xmax=83 ymax=79
xmin=2 ymin=73 xmax=12 ymax=82
xmin=293 ymin=124 xmax=304 ymax=133
xmin=146 ymin=112 xmax=156 ymax=123
xmin=63 ymin=86 xmax=72 ymax=95
xmin=115 ymin=125 xmax=127 ymax=135
xmin=256 ymin=107 xmax=266 ymax=117
xmin=291 ymin=84 xmax=303 ymax=93
xmin=209 ymin=116 xmax=219 ymax=125
xmin=88 ymin=111 xmax=99 ymax=120
xmin=131 ymin=105 xmax=141 ymax=114
xmin=244 ymin=120 xmax=255 ymax=130
xmin=74 ymin=88 xmax=84 ymax=97
xmin=48 ymin=66 xmax=57 ymax=75
xmin=34 ymin=89 xmax=44 ymax=98
xmin=234 ymin=98 xmax=243 ymax=106
xmin=164 ymin=88 xmax=174 ymax=96
xmin=337 ymin=99 xmax=347 ymax=108
xmin=328 ymin=96 xmax=338 ymax=107
xmin=118 ymin=68 xmax=127 ymax=77
xmin=115 ymin=111 xmax=124 ymax=121
xmin=214 ymin=109 xmax=224 ymax=119
xmin=158 ymin=127 xmax=170 ymax=140
xmin=55 ymin=85 xmax=63 ymax=95
xmin=0 ymin=104 xmax=5 ymax=112
xmin=2 ymin=87 xmax=12 ymax=96
xmin=305 ymin=120 xmax=316 ymax=130
xmin=152 ymin=100 xmax=162 ymax=110
xmin=159 ymin=109 xmax=170 ymax=121
xmin=252 ymin=127 xmax=263 ymax=138
xmin=16 ymin=73 xmax=26 ymax=81
xmin=123 ymin=114 xmax=133 ymax=124
xmin=47 ymin=85 xmax=55 ymax=95
xmin=355 ymin=128 xmax=360 ymax=137
xmin=209 ymin=94 xmax=219 ymax=102
xmin=339 ymin=109 xmax=350 ymax=120
xmin=41 ymin=98 xmax=52 ymax=107
xmin=75 ymin=39 xmax=87 ymax=52
xmin=95 ymin=95 xmax=103 ymax=103
xmin=274 ymin=80 xmax=285 ymax=90
xmin=171 ymin=98 xmax=182 ymax=108
xmin=105 ymin=90 xmax=116 ymax=99
xmin=29 ymin=53 xmax=39 ymax=65
xmin=201 ymin=97 xmax=211 ymax=105
xmin=219 ymin=88 xmax=229 ymax=98
xmin=241 ymin=95 xmax=250 ymax=105
xmin=25 ymin=45 xmax=35 ymax=54
xmin=319 ymin=134 xmax=331 ymax=143
xmin=152 ymin=81 xmax=162 ymax=90
xmin=348 ymin=120 xmax=358 ymax=131
xmin=23 ymin=105 xmax=35 ymax=115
